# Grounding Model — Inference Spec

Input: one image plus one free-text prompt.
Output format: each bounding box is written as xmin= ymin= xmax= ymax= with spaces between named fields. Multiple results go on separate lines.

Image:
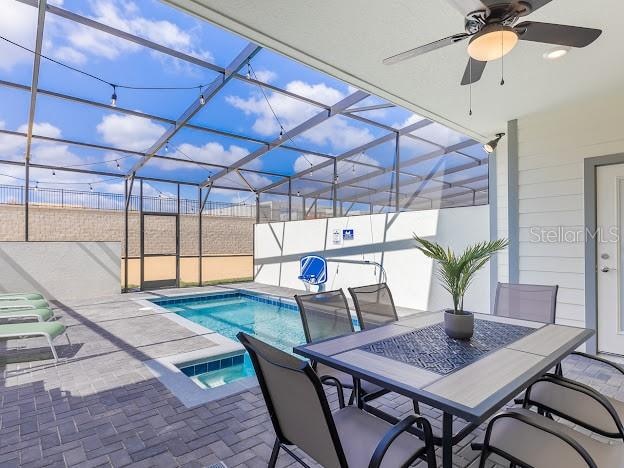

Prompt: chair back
xmin=525 ymin=375 xmax=624 ymax=439
xmin=237 ymin=332 xmax=347 ymax=468
xmin=295 ymin=290 xmax=354 ymax=343
xmin=493 ymin=282 xmax=558 ymax=323
xmin=348 ymin=283 xmax=398 ymax=329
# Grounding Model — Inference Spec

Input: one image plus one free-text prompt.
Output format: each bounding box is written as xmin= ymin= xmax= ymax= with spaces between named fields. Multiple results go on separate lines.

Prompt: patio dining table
xmin=293 ymin=310 xmax=593 ymax=468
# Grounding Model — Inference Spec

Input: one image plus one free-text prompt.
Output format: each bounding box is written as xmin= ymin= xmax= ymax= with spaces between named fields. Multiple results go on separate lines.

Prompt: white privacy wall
xmin=499 ymin=90 xmax=624 ymax=327
xmin=0 ymin=242 xmax=121 ymax=301
xmin=254 ymin=205 xmax=491 ymax=314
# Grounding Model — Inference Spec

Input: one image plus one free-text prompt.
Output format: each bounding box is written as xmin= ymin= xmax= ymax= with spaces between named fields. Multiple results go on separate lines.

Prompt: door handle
xmin=601 ymin=266 xmax=616 ymax=273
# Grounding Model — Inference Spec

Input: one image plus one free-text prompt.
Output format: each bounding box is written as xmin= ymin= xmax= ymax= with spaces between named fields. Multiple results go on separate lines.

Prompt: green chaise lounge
xmin=0 ymin=292 xmax=45 ymax=301
xmin=0 ymin=321 xmax=68 ymax=362
xmin=0 ymin=298 xmax=49 ymax=310
xmin=0 ymin=307 xmax=54 ymax=322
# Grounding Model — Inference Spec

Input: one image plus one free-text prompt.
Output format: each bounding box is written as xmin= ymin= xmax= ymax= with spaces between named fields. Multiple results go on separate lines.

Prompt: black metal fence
xmin=0 ymin=184 xmax=255 ymax=217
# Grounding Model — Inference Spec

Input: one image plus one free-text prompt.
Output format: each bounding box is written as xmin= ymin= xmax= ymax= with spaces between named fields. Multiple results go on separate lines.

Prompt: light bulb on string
xmin=89 ymin=184 xmax=93 ymax=191
xmin=246 ymin=63 xmax=252 ymax=80
xmin=164 ymin=141 xmax=169 ymax=152
xmin=52 ymin=169 xmax=56 ymax=176
xmin=199 ymin=86 xmax=205 ymax=105
xmin=110 ymin=85 xmax=117 ymax=107
xmin=34 ymin=181 xmax=38 ymax=191
xmin=278 ymin=127 xmax=284 ymax=140
xmin=116 ymin=159 xmax=120 ymax=169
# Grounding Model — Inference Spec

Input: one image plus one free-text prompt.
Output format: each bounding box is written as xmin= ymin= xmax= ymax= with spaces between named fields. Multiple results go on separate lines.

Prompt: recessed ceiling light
xmin=543 ymin=47 xmax=570 ymax=60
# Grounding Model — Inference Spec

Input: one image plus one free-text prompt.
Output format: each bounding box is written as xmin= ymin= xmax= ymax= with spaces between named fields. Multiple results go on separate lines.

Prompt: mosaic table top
xmin=359 ymin=318 xmax=536 ymax=375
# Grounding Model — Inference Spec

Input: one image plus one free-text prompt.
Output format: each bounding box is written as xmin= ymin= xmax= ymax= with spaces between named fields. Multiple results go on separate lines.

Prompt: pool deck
xmin=1 ymin=282 xmax=623 ymax=467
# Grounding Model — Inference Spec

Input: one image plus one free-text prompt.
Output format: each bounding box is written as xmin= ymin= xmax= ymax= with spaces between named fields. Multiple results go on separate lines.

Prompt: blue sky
xmin=0 ymin=0 xmax=484 ymax=204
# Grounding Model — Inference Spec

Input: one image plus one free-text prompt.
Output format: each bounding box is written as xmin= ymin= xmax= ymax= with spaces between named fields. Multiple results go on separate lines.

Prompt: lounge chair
xmin=0 ymin=307 xmax=54 ymax=322
xmin=472 ymin=374 xmax=624 ymax=467
xmin=238 ymin=332 xmax=437 ymax=468
xmin=0 ymin=292 xmax=45 ymax=301
xmin=0 ymin=321 xmax=69 ymax=362
xmin=0 ymin=298 xmax=49 ymax=310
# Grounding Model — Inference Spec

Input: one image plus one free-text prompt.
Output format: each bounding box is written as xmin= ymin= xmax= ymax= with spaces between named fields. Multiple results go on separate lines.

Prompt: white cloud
xmin=0 ymin=0 xmax=37 ymax=71
xmin=17 ymin=122 xmax=63 ymax=139
xmin=96 ymin=114 xmax=165 ymax=151
xmin=253 ymin=69 xmax=277 ymax=83
xmin=49 ymin=0 xmax=213 ymax=64
xmin=226 ymin=80 xmax=374 ymax=152
xmin=51 ymin=45 xmax=88 ymax=65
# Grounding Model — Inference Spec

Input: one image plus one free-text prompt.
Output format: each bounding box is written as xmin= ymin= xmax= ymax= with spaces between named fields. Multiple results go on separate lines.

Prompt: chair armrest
xmin=320 ymin=376 xmax=346 ymax=408
xmin=368 ymin=415 xmax=435 ymax=468
xmin=571 ymin=352 xmax=624 ymax=376
xmin=480 ymin=410 xmax=598 ymax=468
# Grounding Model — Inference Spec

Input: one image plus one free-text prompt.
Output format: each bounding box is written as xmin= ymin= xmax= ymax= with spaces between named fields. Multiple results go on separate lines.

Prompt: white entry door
xmin=597 ymin=164 xmax=624 ymax=355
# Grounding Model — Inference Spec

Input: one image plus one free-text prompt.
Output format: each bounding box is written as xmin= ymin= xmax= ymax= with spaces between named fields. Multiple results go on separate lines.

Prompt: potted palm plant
xmin=413 ymin=235 xmax=508 ymax=340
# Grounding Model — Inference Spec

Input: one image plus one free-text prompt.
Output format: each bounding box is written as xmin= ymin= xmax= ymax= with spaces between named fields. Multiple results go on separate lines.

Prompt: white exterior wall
xmin=254 ymin=205 xmax=491 ymax=314
xmin=0 ymin=242 xmax=121 ymax=301
xmin=500 ymin=91 xmax=624 ymax=327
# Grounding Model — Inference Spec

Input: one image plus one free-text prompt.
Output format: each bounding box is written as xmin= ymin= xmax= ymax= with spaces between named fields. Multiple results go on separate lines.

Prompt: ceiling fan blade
xmin=523 ymin=0 xmax=554 ymax=12
xmin=383 ymin=33 xmax=469 ymax=65
xmin=461 ymin=58 xmax=487 ymax=85
xmin=516 ymin=21 xmax=602 ymax=47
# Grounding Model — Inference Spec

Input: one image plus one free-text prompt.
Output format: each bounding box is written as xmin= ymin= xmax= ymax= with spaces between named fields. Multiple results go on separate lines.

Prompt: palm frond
xmin=413 ymin=235 xmax=508 ymax=313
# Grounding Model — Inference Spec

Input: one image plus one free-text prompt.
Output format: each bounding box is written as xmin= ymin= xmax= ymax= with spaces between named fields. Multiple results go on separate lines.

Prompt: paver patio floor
xmin=1 ymin=283 xmax=623 ymax=467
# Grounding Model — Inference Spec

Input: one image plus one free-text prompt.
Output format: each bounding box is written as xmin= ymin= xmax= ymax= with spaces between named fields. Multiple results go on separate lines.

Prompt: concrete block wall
xmin=0 ymin=205 xmax=254 ymax=257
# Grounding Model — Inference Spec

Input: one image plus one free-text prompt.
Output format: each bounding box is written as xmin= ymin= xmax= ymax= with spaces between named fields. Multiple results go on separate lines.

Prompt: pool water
xmin=156 ymin=293 xmax=308 ymax=388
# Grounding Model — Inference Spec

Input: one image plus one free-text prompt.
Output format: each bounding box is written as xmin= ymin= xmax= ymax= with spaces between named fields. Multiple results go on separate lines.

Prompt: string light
xmin=110 ymin=85 xmax=117 ymax=107
xmin=164 ymin=141 xmax=169 ymax=152
xmin=199 ymin=86 xmax=205 ymax=105
xmin=52 ymin=169 xmax=56 ymax=176
xmin=278 ymin=127 xmax=284 ymax=140
xmin=296 ymin=191 xmax=301 ymax=196
xmin=89 ymin=184 xmax=93 ymax=191
xmin=246 ymin=63 xmax=252 ymax=80
xmin=34 ymin=181 xmax=38 ymax=191
xmin=116 ymin=159 xmax=120 ymax=169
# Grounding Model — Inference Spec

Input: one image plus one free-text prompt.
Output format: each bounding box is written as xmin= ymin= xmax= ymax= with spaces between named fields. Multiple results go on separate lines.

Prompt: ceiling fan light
xmin=467 ymin=25 xmax=518 ymax=62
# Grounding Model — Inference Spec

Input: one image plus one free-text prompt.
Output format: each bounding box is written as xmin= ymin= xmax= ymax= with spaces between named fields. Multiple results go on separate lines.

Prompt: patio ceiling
xmin=0 ymin=0 xmax=489 ymax=212
xmin=166 ymin=0 xmax=622 ymax=140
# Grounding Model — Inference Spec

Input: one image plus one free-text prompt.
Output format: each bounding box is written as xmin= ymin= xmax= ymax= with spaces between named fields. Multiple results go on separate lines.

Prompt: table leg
xmin=442 ymin=412 xmax=453 ymax=468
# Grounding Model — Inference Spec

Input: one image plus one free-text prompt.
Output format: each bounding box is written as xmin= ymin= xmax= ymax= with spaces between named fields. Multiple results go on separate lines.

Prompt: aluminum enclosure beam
xmin=128 ymin=43 xmax=261 ymax=176
xmin=203 ymin=89 xmax=370 ymax=186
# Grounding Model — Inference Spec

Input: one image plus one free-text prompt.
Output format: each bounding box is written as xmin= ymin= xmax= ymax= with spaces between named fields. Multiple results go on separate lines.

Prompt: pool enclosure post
xmin=198 ymin=186 xmax=202 ymax=287
xmin=139 ymin=180 xmax=144 ymax=290
xmin=176 ymin=184 xmax=180 ymax=288
xmin=302 ymin=197 xmax=306 ymax=220
xmin=332 ymin=158 xmax=338 ymax=217
xmin=255 ymin=193 xmax=260 ymax=223
xmin=199 ymin=183 xmax=212 ymax=287
xmin=288 ymin=177 xmax=292 ymax=221
xmin=394 ymin=133 xmax=400 ymax=212
xmin=124 ymin=178 xmax=128 ymax=292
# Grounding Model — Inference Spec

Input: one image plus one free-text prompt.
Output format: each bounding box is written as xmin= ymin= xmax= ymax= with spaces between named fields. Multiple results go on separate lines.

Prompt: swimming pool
xmin=152 ymin=292 xmax=308 ymax=389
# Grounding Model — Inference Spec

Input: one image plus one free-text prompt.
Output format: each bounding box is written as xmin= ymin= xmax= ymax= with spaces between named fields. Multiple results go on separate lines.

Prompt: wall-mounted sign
xmin=332 ymin=229 xmax=341 ymax=245
xmin=342 ymin=229 xmax=354 ymax=241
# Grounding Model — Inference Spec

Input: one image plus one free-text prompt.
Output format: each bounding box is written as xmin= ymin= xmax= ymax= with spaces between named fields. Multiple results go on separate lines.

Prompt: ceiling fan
xmin=383 ymin=0 xmax=602 ymax=85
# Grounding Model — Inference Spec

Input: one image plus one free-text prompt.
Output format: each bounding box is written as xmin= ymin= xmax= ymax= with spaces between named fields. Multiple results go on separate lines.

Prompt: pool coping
xmin=134 ymin=288 xmax=297 ymax=407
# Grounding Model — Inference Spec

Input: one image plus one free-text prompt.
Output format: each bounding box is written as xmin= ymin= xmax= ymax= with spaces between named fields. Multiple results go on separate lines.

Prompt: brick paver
xmin=1 ymin=284 xmax=622 ymax=467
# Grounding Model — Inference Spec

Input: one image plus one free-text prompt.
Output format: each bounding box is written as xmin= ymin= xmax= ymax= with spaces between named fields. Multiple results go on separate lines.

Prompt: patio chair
xmin=0 ymin=321 xmax=69 ymax=362
xmin=0 ymin=292 xmax=45 ymax=301
xmin=0 ymin=307 xmax=54 ymax=322
xmin=0 ymin=298 xmax=49 ymax=310
xmin=493 ymin=282 xmax=558 ymax=324
xmin=295 ymin=290 xmax=386 ymax=406
xmin=237 ymin=332 xmax=437 ymax=468
xmin=473 ymin=374 xmax=624 ymax=467
xmin=347 ymin=283 xmax=398 ymax=330
xmin=348 ymin=283 xmax=421 ymax=414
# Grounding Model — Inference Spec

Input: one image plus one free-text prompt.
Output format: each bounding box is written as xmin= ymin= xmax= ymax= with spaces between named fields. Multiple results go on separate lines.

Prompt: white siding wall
xmin=502 ymin=91 xmax=624 ymax=327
